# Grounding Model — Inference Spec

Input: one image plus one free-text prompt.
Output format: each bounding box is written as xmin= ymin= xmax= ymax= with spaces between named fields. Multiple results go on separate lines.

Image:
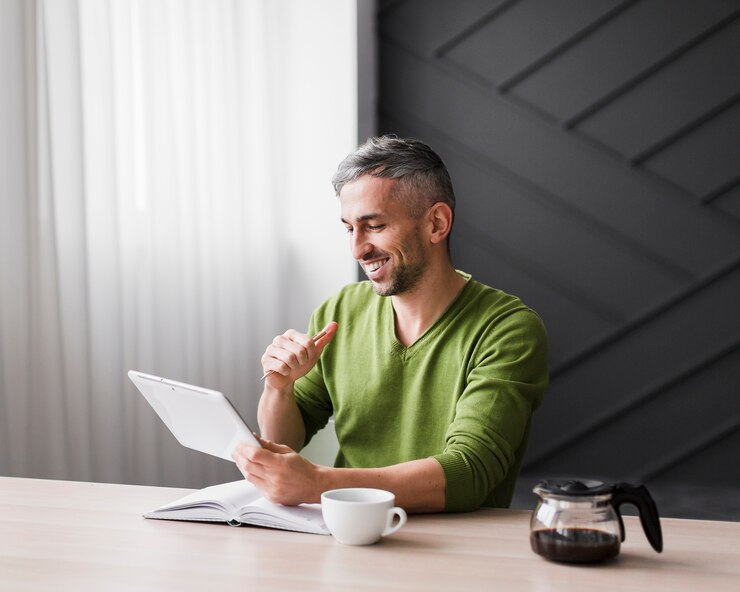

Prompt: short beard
xmin=370 ymin=231 xmax=426 ymax=297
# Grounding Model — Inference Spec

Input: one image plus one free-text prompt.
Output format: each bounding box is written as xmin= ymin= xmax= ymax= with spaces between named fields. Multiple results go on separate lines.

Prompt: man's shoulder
xmin=461 ymin=274 xmax=545 ymax=330
xmin=464 ymin=275 xmax=530 ymax=312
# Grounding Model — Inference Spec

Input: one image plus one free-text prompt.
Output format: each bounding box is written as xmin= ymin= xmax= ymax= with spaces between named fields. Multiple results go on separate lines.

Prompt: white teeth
xmin=366 ymin=259 xmax=386 ymax=272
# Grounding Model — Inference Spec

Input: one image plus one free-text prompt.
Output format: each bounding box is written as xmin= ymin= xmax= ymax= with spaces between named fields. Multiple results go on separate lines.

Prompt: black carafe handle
xmin=611 ymin=483 xmax=663 ymax=552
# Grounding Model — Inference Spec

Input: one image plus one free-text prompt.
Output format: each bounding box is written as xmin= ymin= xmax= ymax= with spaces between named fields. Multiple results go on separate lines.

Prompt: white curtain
xmin=0 ymin=0 xmax=357 ymax=488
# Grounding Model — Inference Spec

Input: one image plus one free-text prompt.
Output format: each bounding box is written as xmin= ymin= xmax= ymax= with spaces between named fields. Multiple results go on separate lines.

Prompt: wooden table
xmin=1 ymin=477 xmax=739 ymax=591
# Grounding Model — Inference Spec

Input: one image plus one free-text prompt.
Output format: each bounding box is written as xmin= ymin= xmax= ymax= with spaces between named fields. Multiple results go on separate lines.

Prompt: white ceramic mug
xmin=321 ymin=488 xmax=407 ymax=545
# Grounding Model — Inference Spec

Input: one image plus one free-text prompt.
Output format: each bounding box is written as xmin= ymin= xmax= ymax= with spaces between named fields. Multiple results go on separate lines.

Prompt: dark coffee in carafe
xmin=530 ymin=528 xmax=620 ymax=563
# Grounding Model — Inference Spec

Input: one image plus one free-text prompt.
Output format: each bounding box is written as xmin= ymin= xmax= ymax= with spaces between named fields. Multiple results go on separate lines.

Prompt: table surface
xmin=1 ymin=476 xmax=739 ymax=591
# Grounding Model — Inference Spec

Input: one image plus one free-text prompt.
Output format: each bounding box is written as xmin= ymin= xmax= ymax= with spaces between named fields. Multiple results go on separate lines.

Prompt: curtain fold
xmin=0 ymin=0 xmax=357 ymax=487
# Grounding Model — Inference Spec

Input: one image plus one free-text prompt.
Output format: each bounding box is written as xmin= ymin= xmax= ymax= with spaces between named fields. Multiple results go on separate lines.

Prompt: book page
xmin=237 ymin=499 xmax=329 ymax=535
xmin=146 ymin=480 xmax=262 ymax=519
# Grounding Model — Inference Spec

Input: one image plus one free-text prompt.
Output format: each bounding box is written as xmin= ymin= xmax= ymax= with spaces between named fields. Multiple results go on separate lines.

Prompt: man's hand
xmin=261 ymin=322 xmax=338 ymax=389
xmin=232 ymin=435 xmax=326 ymax=505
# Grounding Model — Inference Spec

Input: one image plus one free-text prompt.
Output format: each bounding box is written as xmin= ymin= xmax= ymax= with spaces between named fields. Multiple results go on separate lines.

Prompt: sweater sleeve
xmin=433 ymin=308 xmax=549 ymax=512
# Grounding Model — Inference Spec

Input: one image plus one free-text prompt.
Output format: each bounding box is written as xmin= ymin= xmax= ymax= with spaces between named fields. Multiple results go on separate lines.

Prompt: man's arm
xmin=232 ymin=436 xmax=446 ymax=513
xmin=257 ymin=384 xmax=306 ymax=452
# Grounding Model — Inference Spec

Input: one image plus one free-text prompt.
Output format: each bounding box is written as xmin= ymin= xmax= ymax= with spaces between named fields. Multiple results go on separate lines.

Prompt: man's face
xmin=339 ymin=175 xmax=428 ymax=296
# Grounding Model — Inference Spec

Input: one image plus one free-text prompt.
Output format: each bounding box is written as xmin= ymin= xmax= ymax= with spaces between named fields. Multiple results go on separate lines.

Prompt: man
xmin=233 ymin=136 xmax=548 ymax=513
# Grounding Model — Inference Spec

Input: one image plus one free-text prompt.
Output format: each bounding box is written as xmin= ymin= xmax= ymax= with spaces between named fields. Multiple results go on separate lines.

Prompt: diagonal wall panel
xmin=378 ymin=0 xmax=740 ymax=507
xmin=444 ymin=0 xmax=624 ymax=87
xmin=641 ymin=101 xmax=740 ymax=199
xmin=576 ymin=18 xmax=740 ymax=162
xmin=716 ymin=184 xmax=740 ymax=219
xmin=509 ymin=0 xmax=740 ymax=122
xmin=525 ymin=266 xmax=740 ymax=465
xmin=526 ymin=344 xmax=740 ymax=482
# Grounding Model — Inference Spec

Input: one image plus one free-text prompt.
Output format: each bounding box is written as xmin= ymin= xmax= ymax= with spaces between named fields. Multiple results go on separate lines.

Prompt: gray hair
xmin=331 ymin=136 xmax=456 ymax=220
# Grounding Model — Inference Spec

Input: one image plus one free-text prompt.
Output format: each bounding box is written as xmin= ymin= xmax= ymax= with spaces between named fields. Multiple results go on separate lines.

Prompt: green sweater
xmin=294 ymin=271 xmax=548 ymax=512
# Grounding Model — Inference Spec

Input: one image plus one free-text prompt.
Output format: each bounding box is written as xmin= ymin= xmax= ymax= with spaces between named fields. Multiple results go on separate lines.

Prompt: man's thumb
xmin=314 ymin=321 xmax=339 ymax=355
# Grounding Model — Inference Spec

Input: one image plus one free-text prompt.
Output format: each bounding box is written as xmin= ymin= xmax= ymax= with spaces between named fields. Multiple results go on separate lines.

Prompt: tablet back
xmin=128 ymin=370 xmax=260 ymax=461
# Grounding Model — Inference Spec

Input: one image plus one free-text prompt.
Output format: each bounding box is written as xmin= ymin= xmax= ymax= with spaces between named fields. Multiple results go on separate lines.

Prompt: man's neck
xmin=391 ymin=265 xmax=467 ymax=347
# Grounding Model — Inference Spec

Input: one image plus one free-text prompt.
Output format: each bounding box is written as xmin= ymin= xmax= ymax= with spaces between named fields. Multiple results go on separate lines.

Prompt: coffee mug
xmin=321 ymin=488 xmax=407 ymax=545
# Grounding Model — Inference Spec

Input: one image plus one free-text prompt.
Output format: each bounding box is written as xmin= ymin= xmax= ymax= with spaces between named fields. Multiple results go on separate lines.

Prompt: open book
xmin=144 ymin=480 xmax=329 ymax=535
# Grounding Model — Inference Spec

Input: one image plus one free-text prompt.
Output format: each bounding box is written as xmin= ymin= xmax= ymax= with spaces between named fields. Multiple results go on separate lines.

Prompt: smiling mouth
xmin=363 ymin=258 xmax=389 ymax=274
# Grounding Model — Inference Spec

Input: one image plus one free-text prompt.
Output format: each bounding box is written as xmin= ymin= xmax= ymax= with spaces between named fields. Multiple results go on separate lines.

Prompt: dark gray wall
xmin=376 ymin=0 xmax=740 ymax=517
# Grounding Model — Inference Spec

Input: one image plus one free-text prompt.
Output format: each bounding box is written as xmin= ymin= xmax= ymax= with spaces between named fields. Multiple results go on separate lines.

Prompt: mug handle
xmin=382 ymin=507 xmax=407 ymax=537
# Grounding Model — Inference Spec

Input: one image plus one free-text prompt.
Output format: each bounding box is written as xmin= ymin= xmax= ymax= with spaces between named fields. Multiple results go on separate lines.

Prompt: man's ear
xmin=427 ymin=202 xmax=453 ymax=245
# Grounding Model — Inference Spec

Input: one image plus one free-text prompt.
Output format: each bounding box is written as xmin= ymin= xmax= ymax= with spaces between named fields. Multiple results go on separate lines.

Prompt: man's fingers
xmin=233 ymin=450 xmax=267 ymax=480
xmin=286 ymin=334 xmax=314 ymax=360
xmin=254 ymin=434 xmax=293 ymax=454
xmin=267 ymin=338 xmax=309 ymax=368
xmin=244 ymin=471 xmax=267 ymax=490
xmin=234 ymin=442 xmax=292 ymax=469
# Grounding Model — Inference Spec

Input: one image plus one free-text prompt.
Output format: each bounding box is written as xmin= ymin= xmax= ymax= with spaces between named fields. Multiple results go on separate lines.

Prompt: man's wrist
xmin=262 ymin=382 xmax=295 ymax=399
xmin=315 ymin=465 xmax=339 ymax=498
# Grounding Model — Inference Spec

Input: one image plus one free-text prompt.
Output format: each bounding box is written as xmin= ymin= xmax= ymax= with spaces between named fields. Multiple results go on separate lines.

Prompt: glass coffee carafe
xmin=530 ymin=479 xmax=663 ymax=563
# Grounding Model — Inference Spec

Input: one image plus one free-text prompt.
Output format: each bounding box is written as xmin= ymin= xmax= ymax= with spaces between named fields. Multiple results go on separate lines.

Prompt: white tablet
xmin=128 ymin=370 xmax=261 ymax=461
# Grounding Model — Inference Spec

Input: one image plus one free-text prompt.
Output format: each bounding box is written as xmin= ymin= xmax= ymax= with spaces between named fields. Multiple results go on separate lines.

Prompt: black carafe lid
xmin=535 ymin=479 xmax=615 ymax=497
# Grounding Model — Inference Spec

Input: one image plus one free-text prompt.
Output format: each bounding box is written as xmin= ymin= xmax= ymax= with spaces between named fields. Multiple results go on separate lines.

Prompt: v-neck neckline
xmin=386 ymin=272 xmax=472 ymax=360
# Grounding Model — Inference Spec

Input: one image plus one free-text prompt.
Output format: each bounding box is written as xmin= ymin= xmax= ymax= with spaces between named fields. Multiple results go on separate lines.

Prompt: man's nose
xmin=350 ymin=231 xmax=372 ymax=261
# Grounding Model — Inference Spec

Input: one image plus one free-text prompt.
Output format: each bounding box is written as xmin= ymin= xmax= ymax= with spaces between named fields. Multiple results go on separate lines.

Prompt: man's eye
xmin=368 ymin=225 xmax=385 ymax=231
xmin=344 ymin=227 xmax=354 ymax=234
